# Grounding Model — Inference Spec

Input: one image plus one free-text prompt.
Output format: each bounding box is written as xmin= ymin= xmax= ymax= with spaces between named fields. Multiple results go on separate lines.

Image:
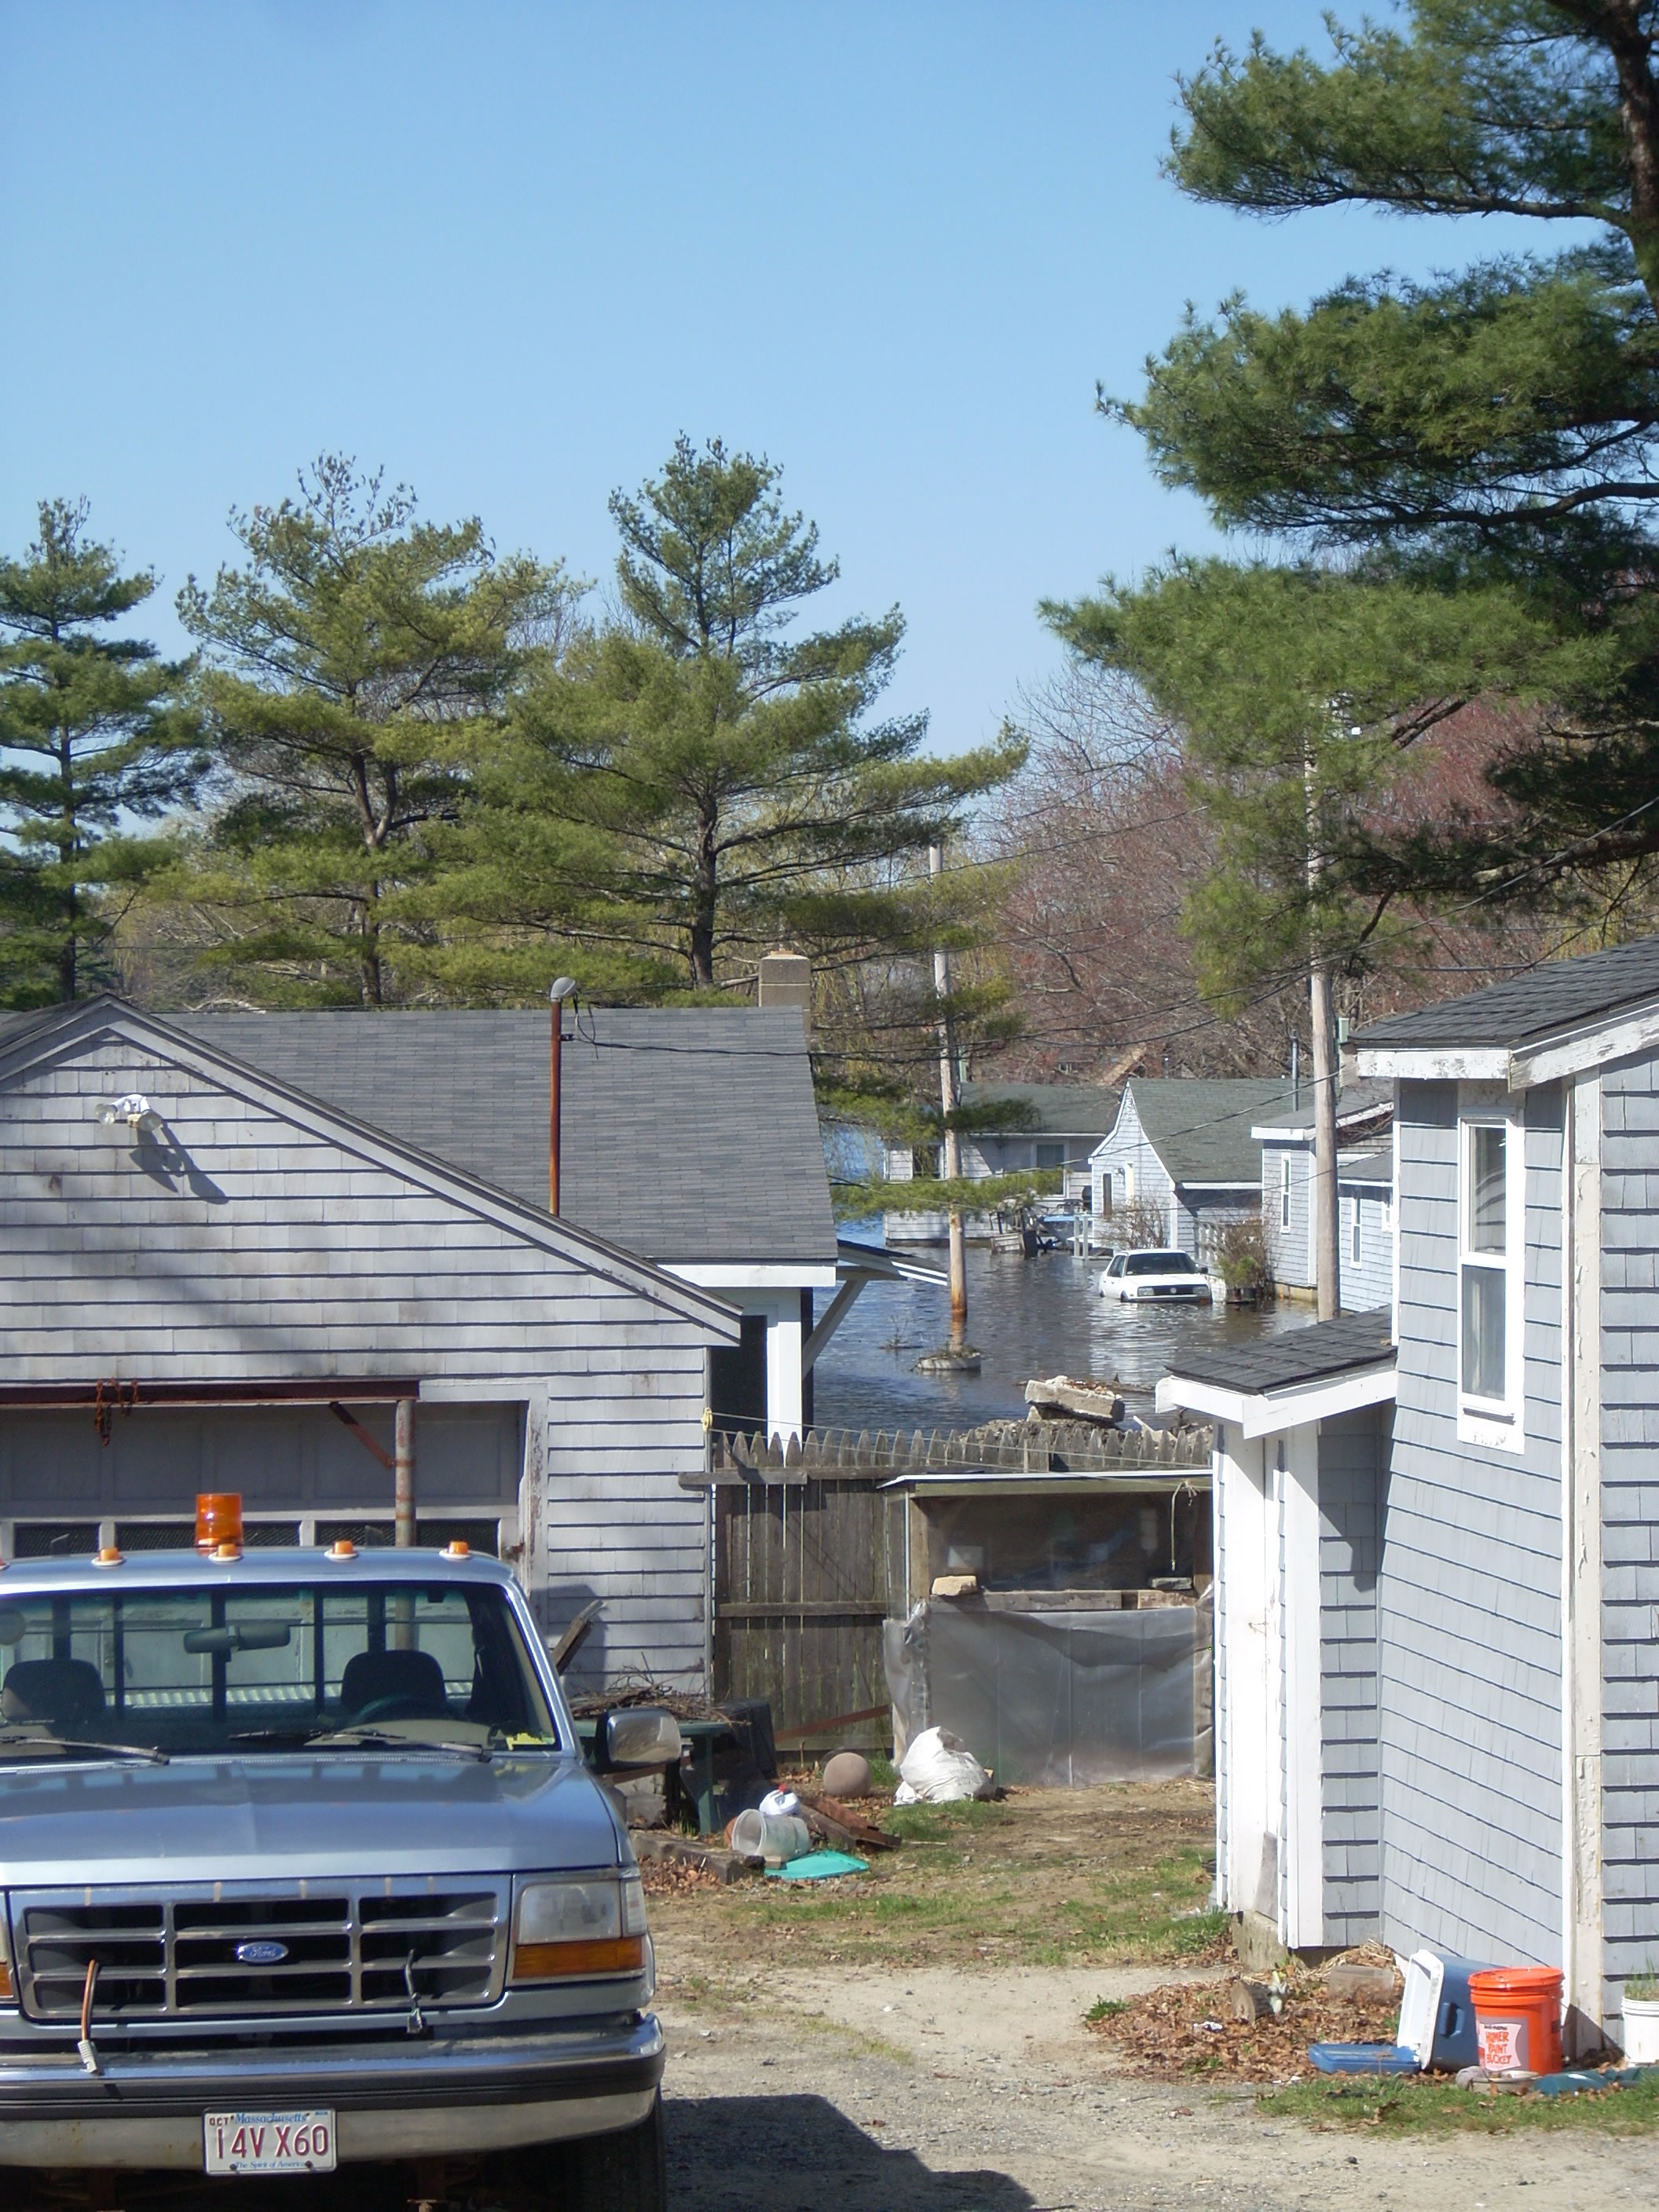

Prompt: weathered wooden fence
xmin=703 ymin=1419 xmax=1213 ymax=1749
xmin=712 ymin=1473 xmax=903 ymax=1751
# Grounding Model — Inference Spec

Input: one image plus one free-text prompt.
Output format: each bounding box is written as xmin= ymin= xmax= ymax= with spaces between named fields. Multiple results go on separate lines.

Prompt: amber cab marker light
xmin=196 ymin=1492 xmax=244 ymax=1554
xmin=511 ymin=1937 xmax=645 ymax=1983
xmin=443 ymin=1540 xmax=470 ymax=1559
xmin=93 ymin=1545 xmax=125 ymax=1569
xmin=213 ymin=1542 xmax=242 ymax=1562
xmin=328 ymin=1539 xmax=357 ymax=1560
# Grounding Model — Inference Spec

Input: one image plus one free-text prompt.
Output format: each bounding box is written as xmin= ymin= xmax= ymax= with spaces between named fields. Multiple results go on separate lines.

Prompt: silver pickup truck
xmin=0 ymin=1536 xmax=672 ymax=2207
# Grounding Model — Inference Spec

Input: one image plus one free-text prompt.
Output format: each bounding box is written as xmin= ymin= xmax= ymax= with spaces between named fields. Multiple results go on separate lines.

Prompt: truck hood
xmin=0 ymin=1751 xmax=627 ymax=1888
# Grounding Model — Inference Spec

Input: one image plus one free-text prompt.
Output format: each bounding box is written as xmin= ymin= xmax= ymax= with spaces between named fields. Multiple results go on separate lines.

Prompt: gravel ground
xmin=656 ymin=1955 xmax=1657 ymax=2212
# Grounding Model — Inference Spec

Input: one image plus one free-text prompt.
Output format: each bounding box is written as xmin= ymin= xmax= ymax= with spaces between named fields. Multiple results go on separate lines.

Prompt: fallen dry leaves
xmin=1092 ymin=1947 xmax=1404 ymax=2085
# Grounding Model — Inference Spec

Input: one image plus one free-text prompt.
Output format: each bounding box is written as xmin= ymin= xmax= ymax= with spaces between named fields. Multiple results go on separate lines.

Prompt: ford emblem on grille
xmin=233 ymin=1940 xmax=290 ymax=1965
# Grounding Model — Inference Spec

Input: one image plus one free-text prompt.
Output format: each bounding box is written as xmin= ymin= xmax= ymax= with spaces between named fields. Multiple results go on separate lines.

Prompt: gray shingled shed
xmin=1157 ymin=1310 xmax=1397 ymax=1959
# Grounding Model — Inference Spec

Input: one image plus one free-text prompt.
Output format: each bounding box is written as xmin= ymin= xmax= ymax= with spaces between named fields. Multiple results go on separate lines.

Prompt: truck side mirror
xmin=603 ymin=1708 xmax=682 ymax=1767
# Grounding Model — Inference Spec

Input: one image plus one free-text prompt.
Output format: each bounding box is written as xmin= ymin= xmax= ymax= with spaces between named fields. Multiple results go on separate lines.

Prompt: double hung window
xmin=1280 ymin=1156 xmax=1291 ymax=1229
xmin=1457 ymin=1108 xmax=1522 ymax=1446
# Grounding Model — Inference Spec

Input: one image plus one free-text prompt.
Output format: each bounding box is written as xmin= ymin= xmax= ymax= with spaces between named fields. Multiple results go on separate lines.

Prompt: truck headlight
xmin=511 ymin=1875 xmax=646 ymax=1983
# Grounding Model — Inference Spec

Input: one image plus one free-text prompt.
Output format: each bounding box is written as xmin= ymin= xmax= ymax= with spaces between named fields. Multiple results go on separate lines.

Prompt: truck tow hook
xmin=78 ymin=1958 xmax=102 ymax=2075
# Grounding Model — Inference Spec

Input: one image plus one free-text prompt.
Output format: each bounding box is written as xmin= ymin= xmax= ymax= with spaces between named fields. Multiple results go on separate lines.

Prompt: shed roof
xmin=1116 ymin=1078 xmax=1291 ymax=1185
xmin=175 ymin=1006 xmax=835 ymax=1268
xmin=1354 ymin=936 xmax=1659 ymax=1052
xmin=1253 ymin=1078 xmax=1393 ymax=1141
xmin=956 ymin=1082 xmax=1119 ymax=1137
xmin=1341 ymin=1148 xmax=1393 ymax=1185
xmin=1161 ymin=1308 xmax=1395 ymax=1397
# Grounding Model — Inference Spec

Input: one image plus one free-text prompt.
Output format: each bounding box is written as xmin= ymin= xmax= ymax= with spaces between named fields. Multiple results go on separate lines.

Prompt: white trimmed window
xmin=1280 ymin=1155 xmax=1291 ymax=1229
xmin=1456 ymin=1106 xmax=1525 ymax=1449
xmin=1349 ymin=1196 xmax=1361 ymax=1265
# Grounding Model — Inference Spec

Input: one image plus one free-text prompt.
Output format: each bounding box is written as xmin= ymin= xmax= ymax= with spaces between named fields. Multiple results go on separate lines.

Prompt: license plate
xmin=203 ymin=2109 xmax=336 ymax=2174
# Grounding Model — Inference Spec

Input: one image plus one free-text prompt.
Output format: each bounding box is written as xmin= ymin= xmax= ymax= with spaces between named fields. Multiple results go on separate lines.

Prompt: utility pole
xmin=1306 ymin=748 xmax=1340 ymax=1321
xmin=930 ymin=842 xmax=968 ymax=1349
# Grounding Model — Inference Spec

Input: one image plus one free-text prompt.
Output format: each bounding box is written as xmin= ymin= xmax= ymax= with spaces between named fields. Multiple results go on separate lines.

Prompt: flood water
xmin=811 ymin=1240 xmax=1315 ymax=1433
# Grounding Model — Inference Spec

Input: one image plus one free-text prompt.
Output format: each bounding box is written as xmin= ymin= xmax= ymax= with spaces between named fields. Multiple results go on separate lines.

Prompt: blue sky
xmin=1 ymin=3 xmax=1521 ymax=750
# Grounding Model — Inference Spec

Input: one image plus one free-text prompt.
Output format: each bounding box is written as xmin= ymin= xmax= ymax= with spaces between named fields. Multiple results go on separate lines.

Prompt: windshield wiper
xmin=302 ymin=1727 xmax=493 ymax=1761
xmin=0 ymin=1730 xmax=168 ymax=1766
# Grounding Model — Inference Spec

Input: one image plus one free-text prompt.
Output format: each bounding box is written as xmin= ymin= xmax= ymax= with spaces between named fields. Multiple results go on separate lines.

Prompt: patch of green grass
xmin=866 ymin=1752 xmax=898 ymax=1790
xmin=1085 ymin=1998 xmax=1128 ymax=2023
xmin=1259 ymin=2073 xmax=1659 ymax=2136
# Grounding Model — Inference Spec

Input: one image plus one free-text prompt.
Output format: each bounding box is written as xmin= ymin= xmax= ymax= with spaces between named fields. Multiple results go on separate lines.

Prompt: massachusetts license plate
xmin=203 ymin=2109 xmax=336 ymax=2174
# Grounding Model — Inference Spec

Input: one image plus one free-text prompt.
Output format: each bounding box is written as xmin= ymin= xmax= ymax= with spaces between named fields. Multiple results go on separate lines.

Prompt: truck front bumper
xmin=0 ymin=2014 xmax=665 ymax=2170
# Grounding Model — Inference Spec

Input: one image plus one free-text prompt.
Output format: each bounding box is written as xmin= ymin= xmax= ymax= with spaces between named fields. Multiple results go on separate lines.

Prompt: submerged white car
xmin=1099 ymin=1249 xmax=1213 ymax=1303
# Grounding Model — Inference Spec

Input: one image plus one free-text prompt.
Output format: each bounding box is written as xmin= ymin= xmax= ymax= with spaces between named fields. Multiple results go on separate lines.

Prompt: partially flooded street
xmin=815 ymin=1241 xmax=1311 ymax=1431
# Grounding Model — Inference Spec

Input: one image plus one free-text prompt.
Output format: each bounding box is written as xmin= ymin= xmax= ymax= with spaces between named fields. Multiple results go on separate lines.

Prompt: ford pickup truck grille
xmin=12 ymin=1881 xmax=508 ymax=2022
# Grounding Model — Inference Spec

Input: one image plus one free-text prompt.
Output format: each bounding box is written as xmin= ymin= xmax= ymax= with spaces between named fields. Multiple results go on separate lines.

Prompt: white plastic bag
xmin=893 ymin=1724 xmax=992 ymax=1804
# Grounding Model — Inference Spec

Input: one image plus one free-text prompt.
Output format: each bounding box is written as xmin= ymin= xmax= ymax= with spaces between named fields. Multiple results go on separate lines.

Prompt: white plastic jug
xmin=728 ymin=1807 xmax=811 ymax=1866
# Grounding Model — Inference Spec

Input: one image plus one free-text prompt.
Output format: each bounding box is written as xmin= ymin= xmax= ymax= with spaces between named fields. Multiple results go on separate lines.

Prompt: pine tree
xmin=174 ymin=456 xmax=577 ymax=1007
xmin=456 ymin=438 xmax=1024 ymax=998
xmin=1053 ymin=1 xmax=1659 ymax=958
xmin=0 ymin=500 xmax=203 ymax=1008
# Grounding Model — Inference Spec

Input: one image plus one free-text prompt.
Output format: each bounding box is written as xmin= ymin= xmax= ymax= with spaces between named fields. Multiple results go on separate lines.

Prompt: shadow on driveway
xmin=668 ymin=2094 xmax=1037 ymax=2212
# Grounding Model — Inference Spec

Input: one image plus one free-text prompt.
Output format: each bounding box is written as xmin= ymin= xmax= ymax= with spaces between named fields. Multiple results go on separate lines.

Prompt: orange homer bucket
xmin=1469 ymin=1967 xmax=1563 ymax=2077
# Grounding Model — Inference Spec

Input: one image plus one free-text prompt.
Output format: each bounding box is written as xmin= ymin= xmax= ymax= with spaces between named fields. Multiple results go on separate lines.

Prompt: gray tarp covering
xmin=884 ymin=1600 xmax=1210 ymax=1787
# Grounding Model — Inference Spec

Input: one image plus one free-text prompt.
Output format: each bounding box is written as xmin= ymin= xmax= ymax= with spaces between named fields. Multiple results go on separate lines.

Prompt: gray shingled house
xmin=1088 ymin=1078 xmax=1290 ymax=1260
xmin=0 ymin=998 xmax=791 ymax=1692
xmin=1254 ymin=1079 xmax=1394 ymax=1312
xmin=1159 ymin=935 xmax=1659 ymax=2056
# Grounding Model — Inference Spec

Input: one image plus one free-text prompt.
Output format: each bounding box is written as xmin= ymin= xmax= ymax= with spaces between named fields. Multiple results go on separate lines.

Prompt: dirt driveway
xmin=650 ymin=1782 xmax=1654 ymax=2212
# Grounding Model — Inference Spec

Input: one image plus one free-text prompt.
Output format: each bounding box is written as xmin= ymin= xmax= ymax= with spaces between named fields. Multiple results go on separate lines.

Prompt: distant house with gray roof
xmin=1088 ymin=1078 xmax=1291 ymax=1258
xmin=1253 ymin=1079 xmax=1394 ymax=1309
xmin=882 ymin=1081 xmax=1119 ymax=1241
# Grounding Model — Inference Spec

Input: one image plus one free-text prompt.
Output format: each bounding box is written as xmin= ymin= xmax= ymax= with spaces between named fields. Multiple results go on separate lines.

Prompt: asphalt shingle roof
xmin=1341 ymin=1149 xmax=1393 ymax=1185
xmin=1355 ymin=935 xmax=1659 ymax=1052
xmin=957 ymin=1082 xmax=1119 ymax=1137
xmin=1164 ymin=1308 xmax=1395 ymax=1395
xmin=1124 ymin=1078 xmax=1292 ymax=1185
xmin=1253 ymin=1078 xmax=1393 ymax=1136
xmin=176 ymin=1006 xmax=835 ymax=1267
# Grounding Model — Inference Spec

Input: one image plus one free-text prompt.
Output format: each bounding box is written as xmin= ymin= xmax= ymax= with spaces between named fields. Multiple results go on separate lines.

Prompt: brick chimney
xmin=756 ymin=950 xmax=811 ymax=1012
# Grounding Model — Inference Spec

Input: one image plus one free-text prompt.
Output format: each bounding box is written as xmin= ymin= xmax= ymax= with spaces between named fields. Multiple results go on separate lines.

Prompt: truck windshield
xmin=0 ymin=1578 xmax=561 ymax=1762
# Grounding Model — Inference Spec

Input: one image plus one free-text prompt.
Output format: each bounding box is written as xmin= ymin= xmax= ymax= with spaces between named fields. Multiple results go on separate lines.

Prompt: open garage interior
xmin=0 ymin=1397 xmax=525 ymax=1561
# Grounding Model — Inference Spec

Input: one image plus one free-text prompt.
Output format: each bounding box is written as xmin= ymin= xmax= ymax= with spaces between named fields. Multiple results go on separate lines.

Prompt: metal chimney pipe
xmin=549 ymin=978 xmax=577 ymax=1214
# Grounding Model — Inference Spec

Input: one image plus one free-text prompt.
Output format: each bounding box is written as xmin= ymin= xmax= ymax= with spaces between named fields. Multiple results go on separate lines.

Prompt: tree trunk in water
xmin=1310 ymin=959 xmax=1340 ymax=1322
xmin=931 ymin=844 xmax=967 ymax=1349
